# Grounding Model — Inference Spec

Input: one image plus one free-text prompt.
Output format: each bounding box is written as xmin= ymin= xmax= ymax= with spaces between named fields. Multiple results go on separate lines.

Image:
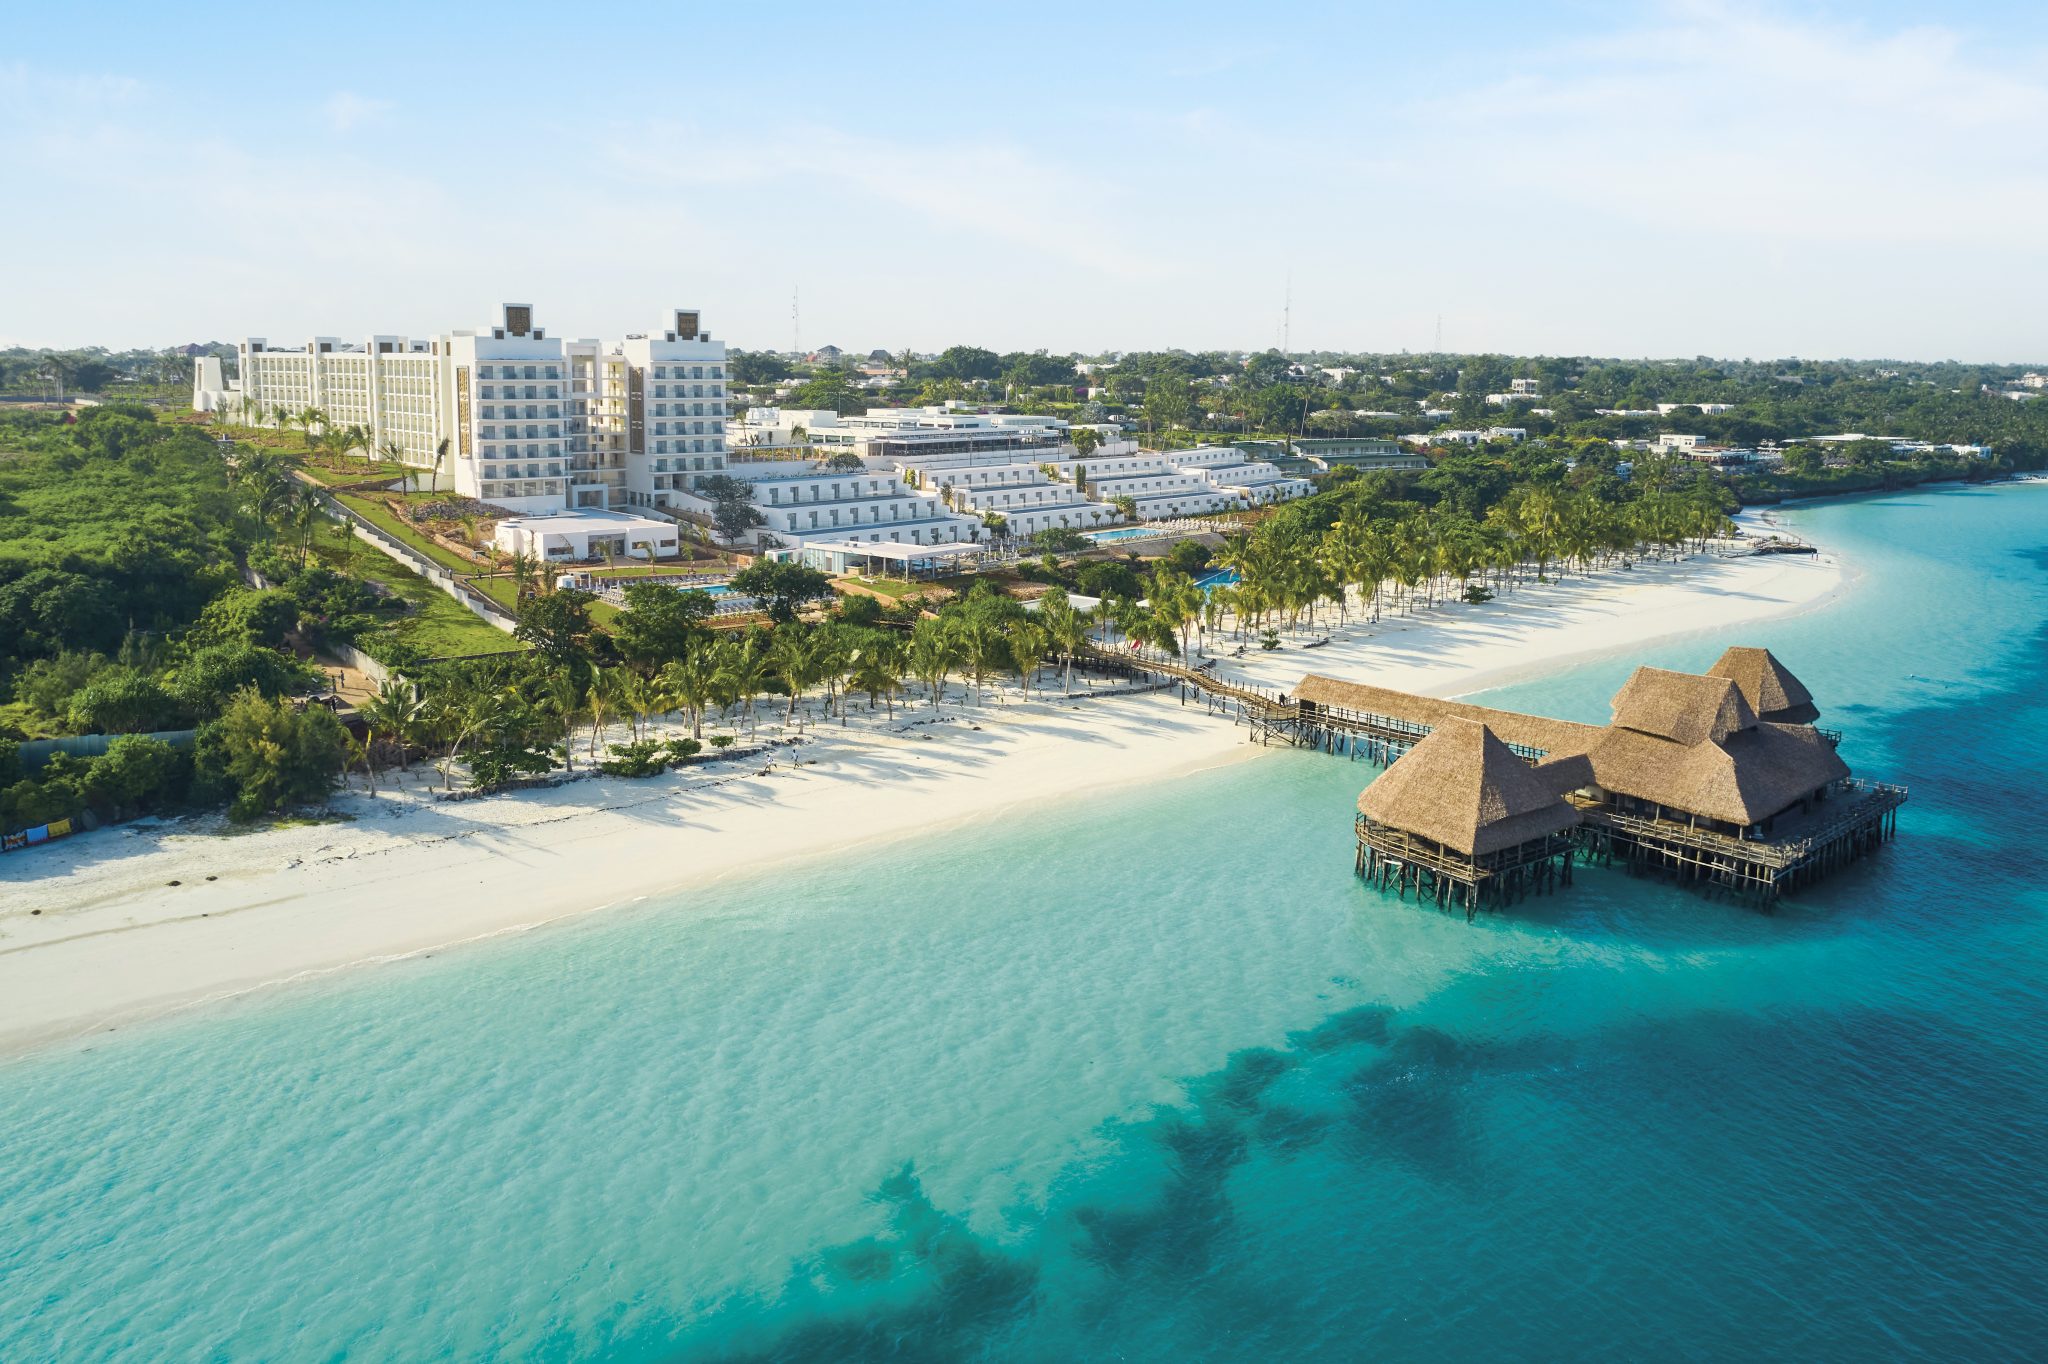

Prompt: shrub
xmin=708 ymin=735 xmax=735 ymax=751
xmin=1163 ymin=539 xmax=1212 ymax=573
xmin=662 ymin=737 xmax=703 ymax=766
xmin=599 ymin=740 xmax=667 ymax=777
xmin=193 ymin=587 xmax=300 ymax=649
xmin=13 ymin=650 xmax=110 ymax=719
xmin=192 ymin=690 xmax=348 ymax=820
xmin=83 ymin=735 xmax=188 ymax=815
xmin=172 ymin=643 xmax=320 ymax=715
xmin=66 ymin=672 xmax=186 ymax=735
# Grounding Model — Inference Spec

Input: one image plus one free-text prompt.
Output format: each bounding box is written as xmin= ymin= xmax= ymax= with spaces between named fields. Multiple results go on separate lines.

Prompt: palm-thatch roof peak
xmin=1357 ymin=718 xmax=1580 ymax=856
xmin=1608 ymin=666 xmax=1757 ymax=746
xmin=1707 ymin=646 xmax=1820 ymax=725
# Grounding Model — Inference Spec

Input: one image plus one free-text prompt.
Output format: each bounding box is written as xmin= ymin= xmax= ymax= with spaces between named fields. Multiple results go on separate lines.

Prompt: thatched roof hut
xmin=1546 ymin=666 xmax=1847 ymax=828
xmin=1707 ymin=646 xmax=1820 ymax=725
xmin=1294 ymin=674 xmax=1600 ymax=756
xmin=1358 ymin=718 xmax=1582 ymax=856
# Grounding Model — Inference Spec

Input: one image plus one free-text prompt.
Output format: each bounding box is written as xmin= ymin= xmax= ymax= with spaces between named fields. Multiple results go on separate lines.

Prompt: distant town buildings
xmin=194 ymin=304 xmax=728 ymax=515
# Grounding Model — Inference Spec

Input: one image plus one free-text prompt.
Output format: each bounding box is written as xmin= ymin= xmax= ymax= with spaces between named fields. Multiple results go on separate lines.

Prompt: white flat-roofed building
xmin=197 ymin=304 xmax=726 ymax=516
xmin=729 ymin=405 xmax=1078 ymax=467
xmin=493 ymin=507 xmax=681 ymax=562
xmin=680 ymin=466 xmax=984 ymax=553
xmin=924 ymin=462 xmax=1118 ymax=537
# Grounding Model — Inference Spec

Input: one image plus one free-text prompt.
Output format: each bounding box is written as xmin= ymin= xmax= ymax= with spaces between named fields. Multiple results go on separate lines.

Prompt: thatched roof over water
xmin=1358 ymin=718 xmax=1581 ymax=856
xmin=1708 ymin=646 xmax=1821 ymax=725
xmin=1304 ymin=646 xmax=1848 ymax=830
xmin=1293 ymin=675 xmax=1600 ymax=756
xmin=1609 ymin=667 xmax=1756 ymax=746
xmin=1544 ymin=663 xmax=1848 ymax=826
xmin=1553 ymin=722 xmax=1847 ymax=827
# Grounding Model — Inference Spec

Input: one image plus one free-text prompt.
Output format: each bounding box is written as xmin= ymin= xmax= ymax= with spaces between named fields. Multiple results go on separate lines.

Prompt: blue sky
xmin=5 ymin=1 xmax=2045 ymax=360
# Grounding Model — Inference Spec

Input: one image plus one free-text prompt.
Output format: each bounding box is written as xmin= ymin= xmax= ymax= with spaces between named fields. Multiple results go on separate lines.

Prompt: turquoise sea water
xmin=5 ymin=485 xmax=2048 ymax=1361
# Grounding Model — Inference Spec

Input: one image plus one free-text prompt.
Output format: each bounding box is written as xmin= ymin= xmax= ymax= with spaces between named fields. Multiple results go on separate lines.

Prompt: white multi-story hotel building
xmin=194 ymin=304 xmax=729 ymax=516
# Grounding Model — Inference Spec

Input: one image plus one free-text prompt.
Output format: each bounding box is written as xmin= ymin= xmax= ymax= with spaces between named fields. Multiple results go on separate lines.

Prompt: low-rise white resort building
xmin=679 ymin=466 xmax=984 ymax=555
xmin=195 ymin=304 xmax=729 ymax=516
xmin=918 ymin=463 xmax=1118 ymax=538
xmin=492 ymin=508 xmax=681 ymax=562
xmin=1045 ymin=446 xmax=1313 ymax=518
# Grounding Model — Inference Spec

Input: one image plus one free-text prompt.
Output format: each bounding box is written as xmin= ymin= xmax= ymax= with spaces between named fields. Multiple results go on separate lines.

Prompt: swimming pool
xmin=1087 ymin=527 xmax=1165 ymax=543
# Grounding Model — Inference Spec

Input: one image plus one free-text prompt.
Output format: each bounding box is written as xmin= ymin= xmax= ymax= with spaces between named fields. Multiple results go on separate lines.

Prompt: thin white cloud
xmin=604 ymin=121 xmax=1175 ymax=282
xmin=322 ymin=91 xmax=394 ymax=134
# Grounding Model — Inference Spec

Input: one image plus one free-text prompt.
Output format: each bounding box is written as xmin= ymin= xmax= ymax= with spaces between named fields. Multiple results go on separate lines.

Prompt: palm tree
xmin=1036 ymin=588 xmax=1092 ymax=695
xmin=584 ymin=666 xmax=621 ymax=763
xmin=721 ymin=634 xmax=772 ymax=736
xmin=1007 ymin=619 xmax=1050 ymax=699
xmin=359 ymin=680 xmax=427 ymax=786
xmin=508 ymin=550 xmax=538 ymax=602
xmin=769 ymin=627 xmax=828 ymax=729
xmin=299 ymin=407 xmax=331 ymax=457
xmin=847 ymin=634 xmax=905 ymax=718
xmin=430 ymin=436 xmax=453 ymax=494
xmin=660 ymin=650 xmax=721 ymax=740
xmin=537 ymin=669 xmax=587 ymax=772
xmin=276 ymin=485 xmax=320 ymax=566
xmin=957 ymin=617 xmax=1008 ymax=706
xmin=436 ymin=688 xmax=509 ymax=792
xmin=907 ymin=616 xmax=962 ymax=710
xmin=339 ymin=423 xmax=374 ymax=466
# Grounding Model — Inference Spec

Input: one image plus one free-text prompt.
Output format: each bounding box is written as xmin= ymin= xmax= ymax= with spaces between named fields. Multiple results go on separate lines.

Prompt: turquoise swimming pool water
xmin=4 ymin=485 xmax=2046 ymax=1360
xmin=1088 ymin=526 xmax=1165 ymax=543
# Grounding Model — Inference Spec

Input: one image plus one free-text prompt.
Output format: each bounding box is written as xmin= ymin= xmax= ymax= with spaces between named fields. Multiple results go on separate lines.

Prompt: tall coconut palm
xmin=847 ymin=633 xmax=905 ymax=718
xmin=359 ymin=680 xmax=427 ymax=785
xmin=1036 ymin=588 xmax=1092 ymax=695
xmin=430 ymin=436 xmax=453 ymax=494
xmin=660 ymin=650 xmax=721 ymax=740
xmin=538 ymin=669 xmax=586 ymax=772
xmin=907 ymin=615 xmax=962 ymax=710
xmin=721 ymin=633 xmax=772 ymax=736
xmin=1007 ymin=619 xmax=1050 ymax=700
xmin=768 ymin=627 xmax=829 ymax=729
xmin=584 ymin=667 xmax=620 ymax=763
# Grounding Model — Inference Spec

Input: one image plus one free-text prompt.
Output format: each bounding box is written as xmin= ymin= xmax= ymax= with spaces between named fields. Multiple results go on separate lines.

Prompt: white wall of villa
xmin=920 ymin=462 xmax=1119 ymax=537
xmin=195 ymin=304 xmax=728 ymax=518
xmin=1046 ymin=446 xmax=1312 ymax=516
xmin=677 ymin=466 xmax=984 ymax=552
xmin=492 ymin=508 xmax=681 ymax=562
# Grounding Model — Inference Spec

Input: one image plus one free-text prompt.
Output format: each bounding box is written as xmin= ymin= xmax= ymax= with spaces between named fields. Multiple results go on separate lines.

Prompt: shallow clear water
xmin=5 ymin=486 xmax=2047 ymax=1362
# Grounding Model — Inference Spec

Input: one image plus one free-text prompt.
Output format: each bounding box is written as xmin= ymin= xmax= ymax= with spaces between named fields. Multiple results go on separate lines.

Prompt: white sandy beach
xmin=0 ymin=517 xmax=1845 ymax=1058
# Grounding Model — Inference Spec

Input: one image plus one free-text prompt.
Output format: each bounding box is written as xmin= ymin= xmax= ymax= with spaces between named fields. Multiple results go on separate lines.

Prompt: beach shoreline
xmin=0 ymin=522 xmax=1846 ymax=1060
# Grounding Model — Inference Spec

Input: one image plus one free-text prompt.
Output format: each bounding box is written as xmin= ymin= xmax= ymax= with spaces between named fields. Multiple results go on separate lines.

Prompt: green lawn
xmin=335 ymin=493 xmax=486 ymax=575
xmin=308 ymin=540 xmax=520 ymax=659
xmin=301 ymin=458 xmax=410 ymax=488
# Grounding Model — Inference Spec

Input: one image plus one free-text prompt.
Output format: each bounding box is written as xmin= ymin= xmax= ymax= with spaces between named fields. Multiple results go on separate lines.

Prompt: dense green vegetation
xmin=0 ymin=409 xmax=441 ymax=829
